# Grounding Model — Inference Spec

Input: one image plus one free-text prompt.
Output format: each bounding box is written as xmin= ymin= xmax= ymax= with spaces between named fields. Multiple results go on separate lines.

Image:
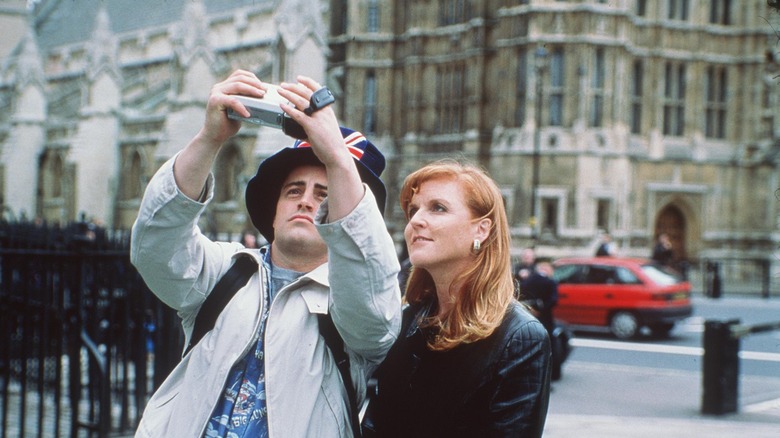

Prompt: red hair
xmin=400 ymin=160 xmax=514 ymax=350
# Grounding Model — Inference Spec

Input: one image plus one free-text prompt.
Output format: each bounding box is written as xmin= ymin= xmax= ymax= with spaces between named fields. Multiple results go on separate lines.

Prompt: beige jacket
xmin=130 ymin=156 xmax=401 ymax=437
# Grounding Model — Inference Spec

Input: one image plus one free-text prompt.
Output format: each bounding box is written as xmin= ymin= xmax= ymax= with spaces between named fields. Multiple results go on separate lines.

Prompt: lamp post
xmin=531 ymin=45 xmax=547 ymax=240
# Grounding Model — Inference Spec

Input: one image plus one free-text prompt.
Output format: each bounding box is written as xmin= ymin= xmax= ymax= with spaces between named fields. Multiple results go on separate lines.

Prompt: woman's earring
xmin=472 ymin=239 xmax=481 ymax=253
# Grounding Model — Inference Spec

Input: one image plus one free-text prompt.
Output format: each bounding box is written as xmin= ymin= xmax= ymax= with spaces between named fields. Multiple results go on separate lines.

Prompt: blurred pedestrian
xmin=651 ymin=232 xmax=674 ymax=267
xmin=518 ymin=261 xmax=558 ymax=335
xmin=397 ymin=246 xmax=412 ymax=296
xmin=240 ymin=229 xmax=259 ymax=248
xmin=514 ymin=247 xmax=537 ymax=283
xmin=595 ymin=232 xmax=616 ymax=257
xmin=518 ymin=261 xmax=561 ymax=380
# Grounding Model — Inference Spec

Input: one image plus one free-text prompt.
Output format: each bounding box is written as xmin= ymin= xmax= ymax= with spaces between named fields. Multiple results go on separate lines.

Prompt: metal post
xmin=531 ymin=45 xmax=547 ymax=240
xmin=701 ymin=319 xmax=740 ymax=415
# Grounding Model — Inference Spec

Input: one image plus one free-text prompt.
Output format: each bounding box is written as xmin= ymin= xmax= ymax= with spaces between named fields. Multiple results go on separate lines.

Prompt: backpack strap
xmin=317 ymin=313 xmax=362 ymax=438
xmin=183 ymin=255 xmax=258 ymax=357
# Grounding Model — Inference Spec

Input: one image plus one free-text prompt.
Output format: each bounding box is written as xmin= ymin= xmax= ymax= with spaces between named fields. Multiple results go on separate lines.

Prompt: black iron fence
xmin=698 ymin=257 xmax=773 ymax=299
xmin=0 ymin=220 xmax=182 ymax=437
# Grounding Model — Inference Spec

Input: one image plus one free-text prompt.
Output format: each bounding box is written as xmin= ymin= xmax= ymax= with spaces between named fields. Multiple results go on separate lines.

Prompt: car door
xmin=555 ymin=263 xmax=606 ymax=326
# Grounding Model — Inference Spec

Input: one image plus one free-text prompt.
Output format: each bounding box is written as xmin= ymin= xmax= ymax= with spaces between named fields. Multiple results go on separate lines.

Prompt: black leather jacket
xmin=362 ymin=299 xmax=551 ymax=438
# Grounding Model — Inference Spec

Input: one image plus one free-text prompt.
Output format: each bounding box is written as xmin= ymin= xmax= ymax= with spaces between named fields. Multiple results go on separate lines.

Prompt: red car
xmin=552 ymin=257 xmax=692 ymax=339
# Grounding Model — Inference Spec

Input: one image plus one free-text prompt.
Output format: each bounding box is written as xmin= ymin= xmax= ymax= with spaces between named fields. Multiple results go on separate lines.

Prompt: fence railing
xmin=0 ymin=220 xmax=182 ymax=437
xmin=697 ymin=257 xmax=773 ymax=299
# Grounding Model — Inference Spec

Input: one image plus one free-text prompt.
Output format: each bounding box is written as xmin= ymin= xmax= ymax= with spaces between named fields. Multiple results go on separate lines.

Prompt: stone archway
xmin=654 ymin=204 xmax=686 ymax=262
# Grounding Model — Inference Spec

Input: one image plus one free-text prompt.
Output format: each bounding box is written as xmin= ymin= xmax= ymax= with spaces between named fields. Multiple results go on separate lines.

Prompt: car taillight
xmin=652 ymin=292 xmax=689 ymax=301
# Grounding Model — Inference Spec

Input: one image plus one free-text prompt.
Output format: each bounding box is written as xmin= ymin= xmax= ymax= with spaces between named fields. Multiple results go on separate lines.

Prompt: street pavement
xmin=58 ymin=296 xmax=780 ymax=437
xmin=544 ymin=361 xmax=780 ymax=437
xmin=543 ymin=296 xmax=780 ymax=437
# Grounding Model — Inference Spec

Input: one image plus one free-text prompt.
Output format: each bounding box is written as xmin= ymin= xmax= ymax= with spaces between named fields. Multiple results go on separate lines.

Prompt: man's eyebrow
xmin=280 ymin=181 xmax=328 ymax=191
xmin=281 ymin=180 xmax=306 ymax=191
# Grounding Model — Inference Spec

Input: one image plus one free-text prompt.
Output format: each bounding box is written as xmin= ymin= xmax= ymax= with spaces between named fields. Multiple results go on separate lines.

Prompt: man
xmin=595 ymin=232 xmax=616 ymax=257
xmin=514 ymin=247 xmax=537 ymax=283
xmin=651 ymin=232 xmax=674 ymax=267
xmin=518 ymin=259 xmax=560 ymax=380
xmin=130 ymin=70 xmax=402 ymax=437
xmin=520 ymin=262 xmax=558 ymax=334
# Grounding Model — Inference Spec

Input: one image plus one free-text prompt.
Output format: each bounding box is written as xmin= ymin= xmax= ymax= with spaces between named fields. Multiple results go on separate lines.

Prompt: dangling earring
xmin=472 ymin=239 xmax=481 ymax=254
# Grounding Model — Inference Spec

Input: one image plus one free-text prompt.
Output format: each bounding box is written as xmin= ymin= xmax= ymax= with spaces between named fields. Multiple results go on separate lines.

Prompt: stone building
xmin=0 ymin=0 xmax=330 ymax=236
xmin=328 ymin=0 xmax=780 ymax=285
xmin=1 ymin=0 xmax=779 ymax=288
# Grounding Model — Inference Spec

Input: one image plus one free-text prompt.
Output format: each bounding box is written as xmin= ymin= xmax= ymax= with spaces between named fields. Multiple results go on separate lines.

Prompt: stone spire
xmin=85 ymin=5 xmax=119 ymax=81
xmin=172 ymin=0 xmax=214 ymax=68
xmin=12 ymin=24 xmax=45 ymax=90
xmin=275 ymin=0 xmax=327 ymax=51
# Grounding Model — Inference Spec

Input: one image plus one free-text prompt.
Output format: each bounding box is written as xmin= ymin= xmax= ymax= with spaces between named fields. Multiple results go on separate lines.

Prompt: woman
xmin=362 ymin=160 xmax=551 ymax=437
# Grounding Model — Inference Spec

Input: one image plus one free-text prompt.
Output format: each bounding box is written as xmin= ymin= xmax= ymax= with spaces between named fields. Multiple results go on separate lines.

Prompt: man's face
xmin=272 ymin=165 xmax=328 ymax=256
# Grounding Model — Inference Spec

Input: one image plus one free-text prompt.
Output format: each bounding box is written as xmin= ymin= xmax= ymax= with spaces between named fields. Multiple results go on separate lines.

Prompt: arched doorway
xmin=654 ymin=205 xmax=686 ymax=263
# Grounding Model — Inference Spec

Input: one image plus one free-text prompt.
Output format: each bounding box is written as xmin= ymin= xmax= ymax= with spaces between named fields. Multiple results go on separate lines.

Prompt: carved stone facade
xmin=328 ymin=0 xmax=780 ymax=282
xmin=0 ymin=0 xmax=329 ymax=237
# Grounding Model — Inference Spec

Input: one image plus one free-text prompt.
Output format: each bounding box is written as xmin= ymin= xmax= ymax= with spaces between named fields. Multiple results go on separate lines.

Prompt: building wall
xmin=0 ymin=0 xmax=331 ymax=237
xmin=328 ymin=0 xmax=780 ymax=276
xmin=1 ymin=0 xmax=779 ymax=285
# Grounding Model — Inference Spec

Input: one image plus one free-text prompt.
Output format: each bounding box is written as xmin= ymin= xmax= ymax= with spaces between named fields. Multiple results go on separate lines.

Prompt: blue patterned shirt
xmin=203 ymin=249 xmax=302 ymax=438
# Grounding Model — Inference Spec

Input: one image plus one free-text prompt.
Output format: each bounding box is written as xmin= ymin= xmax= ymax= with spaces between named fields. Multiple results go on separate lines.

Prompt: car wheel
xmin=610 ymin=311 xmax=639 ymax=339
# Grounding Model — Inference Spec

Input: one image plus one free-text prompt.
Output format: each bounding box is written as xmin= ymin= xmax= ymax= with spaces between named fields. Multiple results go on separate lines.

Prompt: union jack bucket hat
xmin=245 ymin=127 xmax=386 ymax=242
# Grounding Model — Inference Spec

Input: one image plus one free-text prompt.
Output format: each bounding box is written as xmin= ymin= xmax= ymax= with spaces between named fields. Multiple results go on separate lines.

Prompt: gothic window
xmin=367 ymin=0 xmax=379 ymax=32
xmin=761 ymin=79 xmax=775 ymax=139
xmin=590 ymin=48 xmax=605 ymax=128
xmin=549 ymin=48 xmax=565 ymax=127
xmin=705 ymin=66 xmax=728 ymax=139
xmin=435 ymin=63 xmax=466 ymax=134
xmin=596 ymin=198 xmax=611 ymax=231
xmin=331 ymin=0 xmax=348 ymax=35
xmin=41 ymin=151 xmax=63 ymax=199
xmin=439 ymin=0 xmax=467 ymax=26
xmin=709 ymin=0 xmax=731 ymax=25
xmin=541 ymin=197 xmax=559 ymax=237
xmin=214 ymin=144 xmax=243 ymax=203
xmin=39 ymin=149 xmax=67 ymax=224
xmin=363 ymin=72 xmax=377 ymax=134
xmin=630 ymin=60 xmax=644 ymax=134
xmin=663 ymin=62 xmax=686 ymax=136
xmin=667 ymin=0 xmax=689 ymax=20
xmin=516 ymin=48 xmax=528 ymax=127
xmin=637 ymin=0 xmax=647 ymax=16
xmin=121 ymin=150 xmax=145 ymax=200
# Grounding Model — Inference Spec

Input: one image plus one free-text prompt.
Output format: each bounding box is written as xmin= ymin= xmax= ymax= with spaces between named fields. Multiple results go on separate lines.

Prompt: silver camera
xmin=227 ymin=85 xmax=306 ymax=139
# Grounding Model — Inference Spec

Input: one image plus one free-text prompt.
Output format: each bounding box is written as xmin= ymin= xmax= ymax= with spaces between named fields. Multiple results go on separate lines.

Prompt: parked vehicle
xmin=552 ymin=257 xmax=692 ymax=339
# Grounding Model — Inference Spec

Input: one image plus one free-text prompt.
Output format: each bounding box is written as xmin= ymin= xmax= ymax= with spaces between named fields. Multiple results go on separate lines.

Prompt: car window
xmin=641 ymin=264 xmax=680 ymax=286
xmin=554 ymin=264 xmax=585 ymax=284
xmin=615 ymin=267 xmax=641 ymax=284
xmin=585 ymin=266 xmax=616 ymax=284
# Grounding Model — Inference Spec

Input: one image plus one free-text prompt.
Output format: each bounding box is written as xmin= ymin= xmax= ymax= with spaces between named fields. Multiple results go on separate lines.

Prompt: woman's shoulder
xmin=502 ymin=300 xmax=549 ymax=341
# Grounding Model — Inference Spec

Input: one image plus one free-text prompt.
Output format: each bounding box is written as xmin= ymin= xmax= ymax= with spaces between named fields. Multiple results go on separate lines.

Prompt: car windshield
xmin=641 ymin=264 xmax=680 ymax=286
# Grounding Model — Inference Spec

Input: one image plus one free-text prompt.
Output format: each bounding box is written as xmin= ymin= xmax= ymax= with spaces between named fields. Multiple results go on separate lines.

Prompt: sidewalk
xmin=544 ymin=413 xmax=780 ymax=437
xmin=542 ymin=357 xmax=780 ymax=437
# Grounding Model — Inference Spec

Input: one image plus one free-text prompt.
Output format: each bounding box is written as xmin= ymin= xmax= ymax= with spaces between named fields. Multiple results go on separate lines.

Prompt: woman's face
xmin=404 ymin=176 xmax=487 ymax=277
